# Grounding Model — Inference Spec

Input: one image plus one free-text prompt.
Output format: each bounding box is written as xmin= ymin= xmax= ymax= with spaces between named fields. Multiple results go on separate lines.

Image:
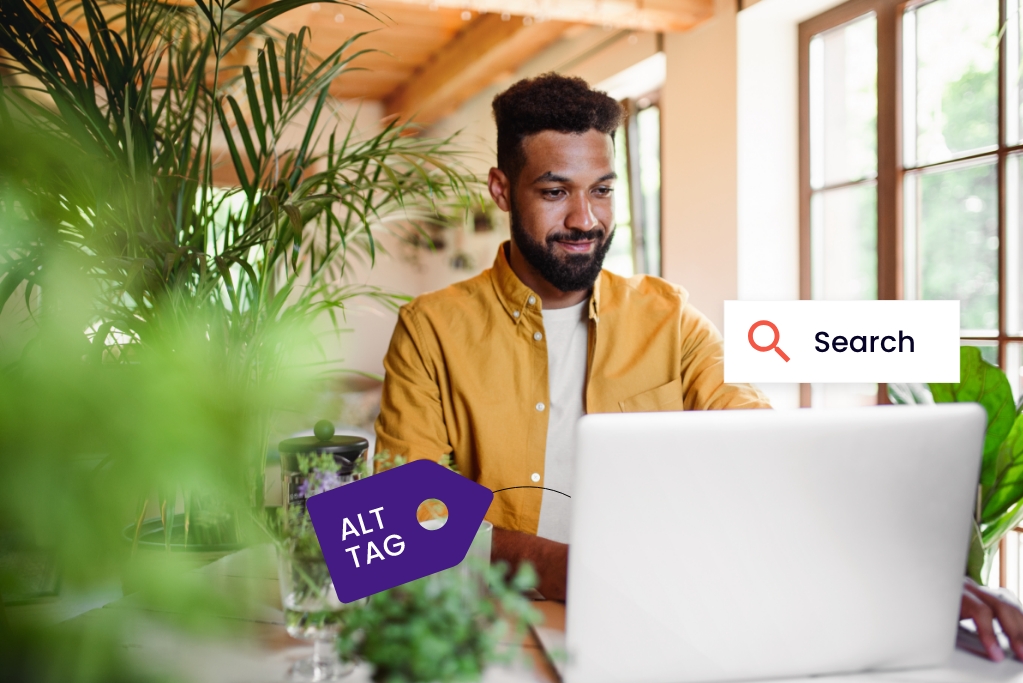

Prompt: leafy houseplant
xmin=890 ymin=346 xmax=1023 ymax=582
xmin=0 ymin=0 xmax=475 ymax=548
xmin=335 ymin=561 xmax=540 ymax=683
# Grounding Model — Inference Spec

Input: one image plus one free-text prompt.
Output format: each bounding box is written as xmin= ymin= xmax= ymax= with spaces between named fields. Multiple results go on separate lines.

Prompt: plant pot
xmin=120 ymin=517 xmax=245 ymax=594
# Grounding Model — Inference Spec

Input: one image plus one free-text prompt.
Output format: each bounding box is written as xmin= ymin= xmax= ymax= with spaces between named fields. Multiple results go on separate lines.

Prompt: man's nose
xmin=565 ymin=192 xmax=597 ymax=232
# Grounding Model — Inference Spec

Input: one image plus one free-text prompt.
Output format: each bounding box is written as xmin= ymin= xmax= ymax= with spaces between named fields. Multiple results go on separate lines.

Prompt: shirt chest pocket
xmin=618 ymin=377 xmax=684 ymax=413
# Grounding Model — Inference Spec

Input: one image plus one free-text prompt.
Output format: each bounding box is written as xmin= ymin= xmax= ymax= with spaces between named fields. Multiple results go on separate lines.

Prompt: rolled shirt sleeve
xmin=679 ymin=303 xmax=772 ymax=411
xmin=374 ymin=305 xmax=452 ymax=464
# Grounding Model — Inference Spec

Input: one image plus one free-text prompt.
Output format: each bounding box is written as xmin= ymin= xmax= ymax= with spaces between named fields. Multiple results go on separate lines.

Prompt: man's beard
xmin=509 ymin=203 xmax=615 ymax=293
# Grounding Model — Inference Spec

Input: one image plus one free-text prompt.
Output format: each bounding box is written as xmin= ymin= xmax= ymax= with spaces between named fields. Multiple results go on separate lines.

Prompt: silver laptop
xmin=562 ymin=404 xmax=985 ymax=683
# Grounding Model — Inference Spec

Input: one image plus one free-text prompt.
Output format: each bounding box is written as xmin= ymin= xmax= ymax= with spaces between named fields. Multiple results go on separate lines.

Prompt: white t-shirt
xmin=535 ymin=299 xmax=589 ymax=544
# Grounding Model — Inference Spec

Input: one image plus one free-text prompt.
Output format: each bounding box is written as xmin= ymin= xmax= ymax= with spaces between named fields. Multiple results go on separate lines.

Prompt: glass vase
xmin=278 ymin=548 xmax=363 ymax=681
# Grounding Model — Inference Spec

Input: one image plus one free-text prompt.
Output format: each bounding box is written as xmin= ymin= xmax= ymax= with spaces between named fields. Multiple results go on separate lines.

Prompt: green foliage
xmin=266 ymin=451 xmax=535 ymax=683
xmin=886 ymin=382 xmax=935 ymax=406
xmin=297 ymin=449 xmax=342 ymax=479
xmin=336 ymin=562 xmax=540 ymax=683
xmin=914 ymin=58 xmax=999 ymax=331
xmin=0 ymin=0 xmax=477 ymax=508
xmin=942 ymin=65 xmax=998 ymax=155
xmin=917 ymin=164 xmax=998 ymax=331
xmin=890 ymin=347 xmax=1023 ymax=582
xmin=0 ymin=242 xmax=312 ymax=679
xmin=929 ymin=346 xmax=1014 ymax=488
xmin=0 ymin=0 xmax=477 ymax=679
xmin=267 ymin=498 xmax=324 ymax=560
xmin=264 ymin=450 xmax=344 ymax=559
xmin=374 ymin=449 xmax=408 ymax=473
xmin=981 ymin=418 xmax=1023 ymax=526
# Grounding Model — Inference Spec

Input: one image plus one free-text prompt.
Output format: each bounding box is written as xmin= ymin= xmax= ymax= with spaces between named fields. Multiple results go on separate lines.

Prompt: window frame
xmin=798 ymin=0 xmax=1017 ymax=407
xmin=618 ymin=92 xmax=663 ymax=277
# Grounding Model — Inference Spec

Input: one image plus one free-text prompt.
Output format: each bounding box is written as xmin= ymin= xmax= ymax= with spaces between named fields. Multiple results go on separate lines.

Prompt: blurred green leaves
xmin=0 ymin=0 xmax=478 ymax=679
xmin=336 ymin=562 xmax=540 ymax=683
xmin=0 ymin=0 xmax=477 ymax=513
xmin=0 ymin=0 xmax=477 ymax=434
xmin=929 ymin=346 xmax=1015 ymax=488
xmin=890 ymin=346 xmax=1023 ymax=581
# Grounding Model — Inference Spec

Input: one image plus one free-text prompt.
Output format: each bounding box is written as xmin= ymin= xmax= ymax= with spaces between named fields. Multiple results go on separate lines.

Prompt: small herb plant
xmin=268 ymin=448 xmax=541 ymax=681
xmin=266 ymin=450 xmax=356 ymax=639
xmin=267 ymin=450 xmax=354 ymax=558
xmin=890 ymin=346 xmax=1023 ymax=582
xmin=336 ymin=561 xmax=540 ymax=683
xmin=296 ymin=451 xmax=349 ymax=500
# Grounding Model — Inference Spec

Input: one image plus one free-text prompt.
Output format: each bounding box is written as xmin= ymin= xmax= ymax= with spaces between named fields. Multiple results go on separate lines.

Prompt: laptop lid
xmin=565 ymin=404 xmax=985 ymax=683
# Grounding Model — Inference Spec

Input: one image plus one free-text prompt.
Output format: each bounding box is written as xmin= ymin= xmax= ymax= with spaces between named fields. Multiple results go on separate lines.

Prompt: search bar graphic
xmin=724 ymin=301 xmax=960 ymax=383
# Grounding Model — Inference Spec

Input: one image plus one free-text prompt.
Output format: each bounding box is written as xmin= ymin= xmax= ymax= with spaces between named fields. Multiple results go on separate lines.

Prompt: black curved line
xmin=491 ymin=485 xmax=571 ymax=499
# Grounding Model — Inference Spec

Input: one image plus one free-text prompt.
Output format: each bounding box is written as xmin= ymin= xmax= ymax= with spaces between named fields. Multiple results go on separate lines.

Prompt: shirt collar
xmin=490 ymin=241 xmax=602 ymax=323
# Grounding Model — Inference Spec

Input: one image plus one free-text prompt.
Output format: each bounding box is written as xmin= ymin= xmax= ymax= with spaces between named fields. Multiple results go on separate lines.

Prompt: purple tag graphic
xmin=306 ymin=460 xmax=494 ymax=603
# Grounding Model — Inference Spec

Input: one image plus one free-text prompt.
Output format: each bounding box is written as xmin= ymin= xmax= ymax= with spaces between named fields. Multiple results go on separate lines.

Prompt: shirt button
xmin=534 ymin=331 xmax=543 ymax=341
xmin=513 ymin=310 xmax=520 ymax=318
xmin=536 ymin=402 xmax=545 ymax=411
xmin=531 ymin=472 xmax=541 ymax=483
xmin=528 ymin=296 xmax=536 ymax=305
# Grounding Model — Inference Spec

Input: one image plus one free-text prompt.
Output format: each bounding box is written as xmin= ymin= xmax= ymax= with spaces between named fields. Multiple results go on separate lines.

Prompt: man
xmin=376 ymin=73 xmax=1023 ymax=661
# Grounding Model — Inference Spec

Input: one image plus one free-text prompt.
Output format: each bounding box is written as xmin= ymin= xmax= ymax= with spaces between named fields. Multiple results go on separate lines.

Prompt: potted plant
xmin=890 ymin=346 xmax=1023 ymax=583
xmin=334 ymin=558 xmax=540 ymax=683
xmin=0 ymin=0 xmax=476 ymax=554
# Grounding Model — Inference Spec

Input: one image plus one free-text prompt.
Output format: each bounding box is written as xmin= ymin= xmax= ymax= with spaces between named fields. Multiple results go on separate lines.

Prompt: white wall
xmin=736 ymin=0 xmax=846 ymax=304
xmin=661 ymin=0 xmax=738 ymax=334
xmin=736 ymin=0 xmax=852 ymax=408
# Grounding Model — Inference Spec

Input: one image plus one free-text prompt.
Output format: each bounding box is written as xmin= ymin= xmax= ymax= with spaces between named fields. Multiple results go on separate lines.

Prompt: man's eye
xmin=593 ymin=186 xmax=613 ymax=197
xmin=541 ymin=189 xmax=565 ymax=199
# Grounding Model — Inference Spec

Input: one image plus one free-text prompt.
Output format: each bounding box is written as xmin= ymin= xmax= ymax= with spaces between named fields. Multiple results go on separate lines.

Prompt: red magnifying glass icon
xmin=748 ymin=320 xmax=790 ymax=362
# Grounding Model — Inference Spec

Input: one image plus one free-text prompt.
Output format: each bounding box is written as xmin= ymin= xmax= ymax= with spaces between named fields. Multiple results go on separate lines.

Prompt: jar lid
xmin=278 ymin=434 xmax=368 ymax=456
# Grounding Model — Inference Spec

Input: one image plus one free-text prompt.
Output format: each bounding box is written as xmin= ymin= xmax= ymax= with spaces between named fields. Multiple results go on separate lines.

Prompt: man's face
xmin=494 ymin=129 xmax=616 ymax=293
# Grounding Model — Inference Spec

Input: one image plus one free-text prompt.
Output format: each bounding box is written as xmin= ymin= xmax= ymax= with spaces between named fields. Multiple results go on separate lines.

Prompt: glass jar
xmin=278 ymin=434 xmax=368 ymax=515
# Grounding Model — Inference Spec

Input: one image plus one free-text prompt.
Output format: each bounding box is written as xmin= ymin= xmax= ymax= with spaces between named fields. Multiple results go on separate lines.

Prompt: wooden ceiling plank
xmin=383 ymin=15 xmax=572 ymax=125
xmin=358 ymin=0 xmax=714 ymax=32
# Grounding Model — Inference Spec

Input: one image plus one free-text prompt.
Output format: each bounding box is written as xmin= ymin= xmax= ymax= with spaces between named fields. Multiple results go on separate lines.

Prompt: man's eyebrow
xmin=531 ymin=171 xmax=618 ymax=184
xmin=533 ymin=171 xmax=571 ymax=184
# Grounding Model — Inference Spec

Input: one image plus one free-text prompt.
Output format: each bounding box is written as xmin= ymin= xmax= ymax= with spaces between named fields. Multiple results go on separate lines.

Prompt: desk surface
xmin=45 ymin=546 xmax=1023 ymax=683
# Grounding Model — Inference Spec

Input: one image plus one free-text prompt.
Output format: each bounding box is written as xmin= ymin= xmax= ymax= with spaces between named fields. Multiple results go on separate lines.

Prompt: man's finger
xmin=963 ymin=590 xmax=1005 ymax=662
xmin=993 ymin=600 xmax=1023 ymax=660
xmin=970 ymin=586 xmax=1023 ymax=660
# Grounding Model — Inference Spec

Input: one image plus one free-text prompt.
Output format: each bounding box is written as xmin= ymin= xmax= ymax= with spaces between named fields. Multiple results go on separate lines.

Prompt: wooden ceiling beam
xmin=359 ymin=0 xmax=714 ymax=33
xmin=383 ymin=14 xmax=572 ymax=125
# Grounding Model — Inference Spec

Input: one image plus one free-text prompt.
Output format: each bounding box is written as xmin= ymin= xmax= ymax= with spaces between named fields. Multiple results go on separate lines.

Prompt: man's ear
xmin=488 ymin=168 xmax=512 ymax=212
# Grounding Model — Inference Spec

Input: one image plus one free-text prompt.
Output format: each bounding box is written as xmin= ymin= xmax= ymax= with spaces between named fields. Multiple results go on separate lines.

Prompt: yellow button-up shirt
xmin=375 ymin=243 xmax=770 ymax=534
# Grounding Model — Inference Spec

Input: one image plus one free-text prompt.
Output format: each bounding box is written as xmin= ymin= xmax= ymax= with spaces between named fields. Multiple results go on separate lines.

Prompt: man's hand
xmin=962 ymin=577 xmax=1023 ymax=661
xmin=491 ymin=527 xmax=568 ymax=601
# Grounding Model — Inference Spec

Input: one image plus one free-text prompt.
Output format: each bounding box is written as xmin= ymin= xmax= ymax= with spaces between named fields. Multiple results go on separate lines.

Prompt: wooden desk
xmin=60 ymin=545 xmax=560 ymax=683
xmin=57 ymin=547 xmax=1023 ymax=683
xmin=527 ymin=601 xmax=564 ymax=683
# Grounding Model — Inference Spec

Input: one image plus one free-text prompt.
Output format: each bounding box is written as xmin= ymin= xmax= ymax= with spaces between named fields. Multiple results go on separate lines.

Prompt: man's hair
xmin=492 ymin=73 xmax=624 ymax=183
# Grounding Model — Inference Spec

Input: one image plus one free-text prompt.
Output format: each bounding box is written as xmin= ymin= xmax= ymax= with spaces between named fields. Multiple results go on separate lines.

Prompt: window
xmin=605 ymin=95 xmax=662 ymax=277
xmin=799 ymin=0 xmax=1011 ymax=407
xmin=804 ymin=10 xmax=880 ymax=408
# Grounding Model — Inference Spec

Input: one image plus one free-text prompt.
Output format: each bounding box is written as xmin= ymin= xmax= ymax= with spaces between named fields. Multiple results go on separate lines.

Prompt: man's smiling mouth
xmin=556 ymin=239 xmax=596 ymax=253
